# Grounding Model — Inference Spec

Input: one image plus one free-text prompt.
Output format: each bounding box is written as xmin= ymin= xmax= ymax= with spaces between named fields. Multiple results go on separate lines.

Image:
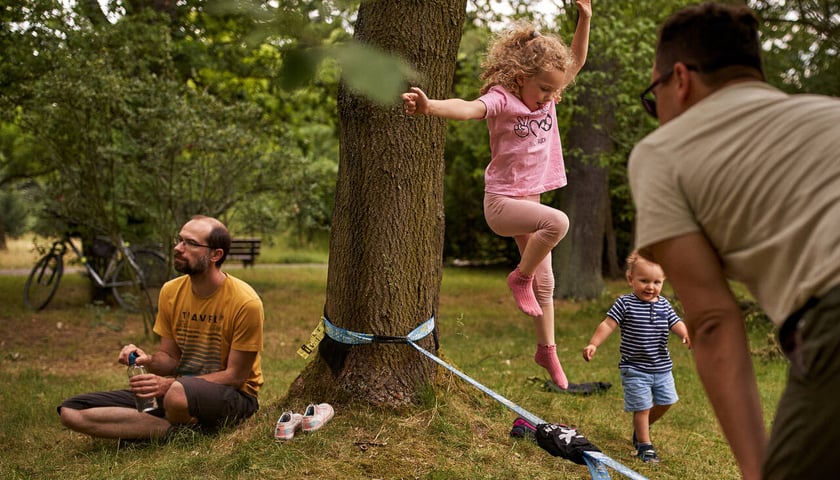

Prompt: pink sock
xmin=535 ymin=344 xmax=569 ymax=389
xmin=506 ymin=267 xmax=543 ymax=317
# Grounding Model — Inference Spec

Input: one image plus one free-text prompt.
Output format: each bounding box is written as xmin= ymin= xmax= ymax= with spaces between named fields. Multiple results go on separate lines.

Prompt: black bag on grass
xmin=535 ymin=423 xmax=601 ymax=465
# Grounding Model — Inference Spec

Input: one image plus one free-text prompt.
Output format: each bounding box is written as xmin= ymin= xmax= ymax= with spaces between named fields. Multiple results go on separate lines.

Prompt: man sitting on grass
xmin=57 ymin=215 xmax=264 ymax=440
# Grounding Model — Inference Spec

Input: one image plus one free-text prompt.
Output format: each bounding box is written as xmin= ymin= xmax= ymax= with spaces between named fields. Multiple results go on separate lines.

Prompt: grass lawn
xmin=0 ymin=237 xmax=785 ymax=479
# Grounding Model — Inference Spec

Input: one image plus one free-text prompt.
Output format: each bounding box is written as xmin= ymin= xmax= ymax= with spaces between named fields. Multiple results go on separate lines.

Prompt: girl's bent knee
xmin=548 ymin=210 xmax=570 ymax=242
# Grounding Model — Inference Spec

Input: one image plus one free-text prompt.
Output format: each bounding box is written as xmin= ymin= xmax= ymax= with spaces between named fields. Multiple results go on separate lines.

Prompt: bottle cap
xmin=128 ymin=351 xmax=138 ymax=366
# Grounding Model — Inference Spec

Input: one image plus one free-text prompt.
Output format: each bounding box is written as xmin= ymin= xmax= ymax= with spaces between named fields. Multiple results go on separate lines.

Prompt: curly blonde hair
xmin=479 ymin=21 xmax=572 ymax=99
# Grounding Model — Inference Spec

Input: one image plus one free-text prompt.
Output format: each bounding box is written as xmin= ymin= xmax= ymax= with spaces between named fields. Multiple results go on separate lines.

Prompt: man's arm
xmin=196 ymin=349 xmax=258 ymax=389
xmin=149 ymin=337 xmax=180 ymax=376
xmin=645 ymin=233 xmax=767 ymax=480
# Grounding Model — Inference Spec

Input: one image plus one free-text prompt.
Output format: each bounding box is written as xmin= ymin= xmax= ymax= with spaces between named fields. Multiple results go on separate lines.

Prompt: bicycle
xmin=23 ymin=233 xmax=170 ymax=314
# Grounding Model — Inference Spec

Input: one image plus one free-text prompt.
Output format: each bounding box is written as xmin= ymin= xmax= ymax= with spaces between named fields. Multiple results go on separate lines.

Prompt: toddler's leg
xmin=634 ymin=409 xmax=653 ymax=444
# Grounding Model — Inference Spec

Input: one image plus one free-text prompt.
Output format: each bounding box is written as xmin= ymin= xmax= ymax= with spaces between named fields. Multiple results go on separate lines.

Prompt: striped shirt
xmin=606 ymin=293 xmax=682 ymax=373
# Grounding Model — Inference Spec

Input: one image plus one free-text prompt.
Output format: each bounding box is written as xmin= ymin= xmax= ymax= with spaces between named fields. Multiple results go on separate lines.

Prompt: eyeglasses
xmin=174 ymin=235 xmax=213 ymax=249
xmin=640 ymin=64 xmax=698 ymax=119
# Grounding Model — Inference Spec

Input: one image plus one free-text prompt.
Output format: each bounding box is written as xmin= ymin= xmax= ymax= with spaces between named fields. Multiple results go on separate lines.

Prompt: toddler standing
xmin=583 ymin=251 xmax=690 ymax=463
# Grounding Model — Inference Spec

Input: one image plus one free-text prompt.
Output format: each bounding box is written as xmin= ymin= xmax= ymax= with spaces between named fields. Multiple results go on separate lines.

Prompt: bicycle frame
xmin=25 ymin=232 xmax=167 ymax=315
xmin=60 ymin=235 xmax=145 ymax=290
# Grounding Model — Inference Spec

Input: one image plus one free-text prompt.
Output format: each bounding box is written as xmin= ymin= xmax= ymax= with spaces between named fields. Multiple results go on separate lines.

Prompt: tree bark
xmin=286 ymin=0 xmax=467 ymax=407
xmin=552 ymin=62 xmax=616 ymax=299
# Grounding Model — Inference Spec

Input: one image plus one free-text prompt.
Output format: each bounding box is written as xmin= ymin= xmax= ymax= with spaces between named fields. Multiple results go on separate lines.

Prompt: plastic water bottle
xmin=128 ymin=351 xmax=159 ymax=412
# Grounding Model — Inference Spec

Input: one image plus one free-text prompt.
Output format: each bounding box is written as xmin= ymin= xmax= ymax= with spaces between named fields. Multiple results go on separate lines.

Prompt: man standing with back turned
xmin=628 ymin=3 xmax=840 ymax=479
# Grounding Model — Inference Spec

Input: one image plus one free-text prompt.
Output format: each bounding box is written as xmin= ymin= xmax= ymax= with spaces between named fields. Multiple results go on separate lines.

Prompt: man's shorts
xmin=619 ymin=367 xmax=678 ymax=412
xmin=57 ymin=377 xmax=258 ymax=433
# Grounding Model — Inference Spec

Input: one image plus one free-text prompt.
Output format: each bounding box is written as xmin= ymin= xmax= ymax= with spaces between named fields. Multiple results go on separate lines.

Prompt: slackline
xmin=300 ymin=314 xmax=649 ymax=480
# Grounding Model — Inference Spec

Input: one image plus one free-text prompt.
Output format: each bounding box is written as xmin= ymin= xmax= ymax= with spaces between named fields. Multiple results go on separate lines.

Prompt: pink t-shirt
xmin=479 ymin=85 xmax=567 ymax=196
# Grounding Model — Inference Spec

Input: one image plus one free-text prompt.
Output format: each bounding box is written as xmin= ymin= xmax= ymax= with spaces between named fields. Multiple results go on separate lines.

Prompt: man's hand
xmin=129 ymin=373 xmax=174 ymax=399
xmin=119 ymin=344 xmax=150 ymax=366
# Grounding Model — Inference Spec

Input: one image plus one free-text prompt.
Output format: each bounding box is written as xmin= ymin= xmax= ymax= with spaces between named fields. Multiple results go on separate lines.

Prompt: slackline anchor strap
xmin=321 ymin=314 xmax=436 ymax=346
xmin=312 ymin=314 xmax=648 ymax=480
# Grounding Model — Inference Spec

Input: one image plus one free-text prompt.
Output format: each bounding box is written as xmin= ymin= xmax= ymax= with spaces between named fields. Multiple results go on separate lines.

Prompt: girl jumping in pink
xmin=401 ymin=1 xmax=591 ymax=389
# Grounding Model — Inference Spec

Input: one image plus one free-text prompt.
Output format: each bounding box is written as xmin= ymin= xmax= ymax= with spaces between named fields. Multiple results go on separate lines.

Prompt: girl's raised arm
xmin=564 ymin=0 xmax=592 ymax=86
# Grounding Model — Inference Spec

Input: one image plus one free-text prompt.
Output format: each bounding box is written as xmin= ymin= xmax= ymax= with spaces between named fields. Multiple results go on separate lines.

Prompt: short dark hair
xmin=191 ymin=215 xmax=231 ymax=267
xmin=207 ymin=225 xmax=231 ymax=267
xmin=657 ymin=2 xmax=764 ymax=82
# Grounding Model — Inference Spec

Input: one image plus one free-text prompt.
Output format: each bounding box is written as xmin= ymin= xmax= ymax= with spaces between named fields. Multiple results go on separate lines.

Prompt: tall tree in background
xmin=287 ymin=0 xmax=467 ymax=406
xmin=552 ymin=1 xmax=665 ymax=298
xmin=552 ymin=58 xmax=616 ymax=298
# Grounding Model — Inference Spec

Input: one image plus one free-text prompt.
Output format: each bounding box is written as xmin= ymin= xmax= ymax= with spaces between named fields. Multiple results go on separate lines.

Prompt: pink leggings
xmin=483 ymin=192 xmax=569 ymax=305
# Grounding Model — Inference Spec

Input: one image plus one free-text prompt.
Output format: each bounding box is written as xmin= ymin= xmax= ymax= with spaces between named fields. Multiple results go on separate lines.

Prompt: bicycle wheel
xmin=23 ymin=253 xmax=64 ymax=310
xmin=111 ymin=250 xmax=169 ymax=313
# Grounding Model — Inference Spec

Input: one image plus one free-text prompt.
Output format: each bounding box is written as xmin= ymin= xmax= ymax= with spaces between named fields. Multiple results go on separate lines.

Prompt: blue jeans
xmin=620 ymin=367 xmax=678 ymax=412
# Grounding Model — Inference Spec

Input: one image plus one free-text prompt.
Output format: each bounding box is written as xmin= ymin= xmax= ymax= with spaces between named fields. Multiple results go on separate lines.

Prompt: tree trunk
xmin=552 ymin=63 xmax=616 ymax=299
xmin=286 ymin=0 xmax=467 ymax=407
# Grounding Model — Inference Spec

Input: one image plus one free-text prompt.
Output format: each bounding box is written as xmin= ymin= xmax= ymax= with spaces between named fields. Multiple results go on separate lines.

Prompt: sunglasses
xmin=640 ymin=64 xmax=698 ymax=119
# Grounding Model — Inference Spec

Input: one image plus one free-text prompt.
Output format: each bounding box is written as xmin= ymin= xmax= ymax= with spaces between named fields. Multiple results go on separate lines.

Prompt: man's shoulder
xmin=161 ymin=274 xmax=189 ymax=293
xmin=223 ymin=274 xmax=262 ymax=301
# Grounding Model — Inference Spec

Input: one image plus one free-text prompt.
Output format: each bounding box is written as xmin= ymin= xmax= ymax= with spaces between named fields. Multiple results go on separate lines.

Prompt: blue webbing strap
xmin=320 ymin=315 xmax=648 ymax=480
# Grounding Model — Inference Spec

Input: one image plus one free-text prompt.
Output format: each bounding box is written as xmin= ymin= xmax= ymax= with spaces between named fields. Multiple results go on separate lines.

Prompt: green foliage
xmin=3 ymin=0 xmax=839 ymax=260
xmin=13 ymin=9 xmax=265 ymax=247
xmin=331 ymin=42 xmax=419 ymax=105
xmin=752 ymin=0 xmax=840 ymax=96
xmin=0 ymin=188 xmax=29 ymax=239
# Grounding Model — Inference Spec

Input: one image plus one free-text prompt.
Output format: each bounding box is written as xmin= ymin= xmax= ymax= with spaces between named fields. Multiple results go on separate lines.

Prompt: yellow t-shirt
xmin=630 ymin=82 xmax=840 ymax=325
xmin=154 ymin=273 xmax=264 ymax=397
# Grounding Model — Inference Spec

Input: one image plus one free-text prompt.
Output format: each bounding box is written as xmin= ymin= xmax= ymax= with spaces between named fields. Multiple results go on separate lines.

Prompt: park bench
xmin=228 ymin=238 xmax=261 ymax=268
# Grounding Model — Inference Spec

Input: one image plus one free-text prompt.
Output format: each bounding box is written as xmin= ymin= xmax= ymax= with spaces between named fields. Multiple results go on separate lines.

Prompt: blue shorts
xmin=620 ymin=367 xmax=678 ymax=412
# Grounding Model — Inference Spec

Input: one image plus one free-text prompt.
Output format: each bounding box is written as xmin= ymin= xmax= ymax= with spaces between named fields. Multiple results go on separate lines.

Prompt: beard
xmin=174 ymin=252 xmax=211 ymax=275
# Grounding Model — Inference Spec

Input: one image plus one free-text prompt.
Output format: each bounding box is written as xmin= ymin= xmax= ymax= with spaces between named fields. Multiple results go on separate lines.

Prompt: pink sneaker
xmin=274 ymin=411 xmax=303 ymax=440
xmin=301 ymin=403 xmax=334 ymax=432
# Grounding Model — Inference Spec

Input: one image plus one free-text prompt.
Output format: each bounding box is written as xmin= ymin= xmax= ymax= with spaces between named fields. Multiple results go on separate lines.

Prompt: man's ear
xmin=674 ymin=62 xmax=695 ymax=104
